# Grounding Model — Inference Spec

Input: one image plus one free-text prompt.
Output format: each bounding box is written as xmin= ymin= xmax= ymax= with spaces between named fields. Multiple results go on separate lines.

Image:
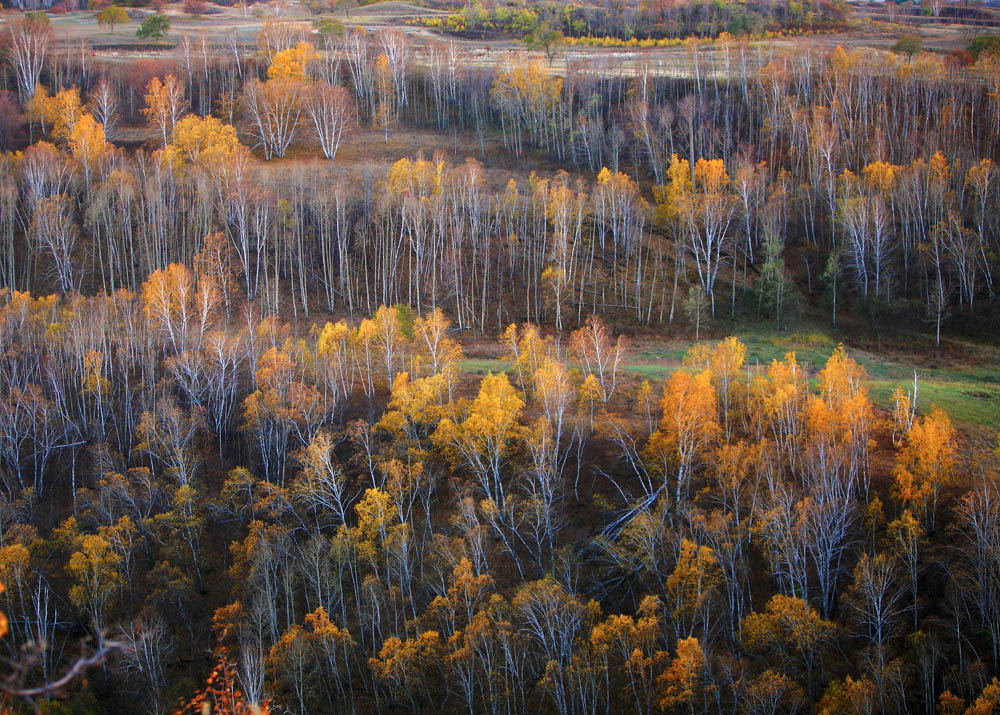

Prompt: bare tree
xmin=304 ymin=82 xmax=354 ymax=160
xmin=88 ymin=78 xmax=119 ymax=141
xmin=5 ymin=14 xmax=51 ymax=102
xmin=30 ymin=194 xmax=78 ymax=293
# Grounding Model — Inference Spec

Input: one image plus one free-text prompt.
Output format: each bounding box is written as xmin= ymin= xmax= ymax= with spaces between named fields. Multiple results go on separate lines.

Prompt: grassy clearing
xmin=461 ymin=322 xmax=1000 ymax=432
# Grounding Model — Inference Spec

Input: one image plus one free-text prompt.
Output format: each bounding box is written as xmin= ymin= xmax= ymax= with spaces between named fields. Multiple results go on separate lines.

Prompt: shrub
xmin=891 ymin=34 xmax=922 ymax=56
xmin=968 ymin=35 xmax=1000 ymax=61
xmin=183 ymin=0 xmax=208 ymax=15
xmin=137 ymin=14 xmax=170 ymax=40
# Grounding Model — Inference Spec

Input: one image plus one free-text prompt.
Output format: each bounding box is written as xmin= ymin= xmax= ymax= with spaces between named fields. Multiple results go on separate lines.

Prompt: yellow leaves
xmin=709 ymin=336 xmax=746 ymax=438
xmin=666 ymin=539 xmax=721 ymax=634
xmin=0 ymin=543 xmax=31 ymax=587
xmin=29 ymin=85 xmax=83 ymax=143
xmin=305 ymin=605 xmax=352 ymax=643
xmin=492 ymin=55 xmax=562 ymax=103
xmin=379 ymin=371 xmax=450 ymax=438
xmin=939 ymin=691 xmax=966 ymax=715
xmin=386 ymin=156 xmax=443 ymax=200
xmin=256 ymin=346 xmax=296 ymax=391
xmin=830 ymin=44 xmax=861 ymax=75
xmin=464 ymin=372 xmax=524 ymax=442
xmin=742 ymin=594 xmax=834 ymax=657
xmin=141 ymin=261 xmax=219 ymax=353
xmin=862 ymin=161 xmax=900 ymax=193
xmin=966 ymin=679 xmax=1000 ymax=715
xmin=69 ymin=112 xmax=108 ymax=171
xmin=503 ymin=322 xmax=556 ymax=392
xmin=966 ymin=158 xmax=996 ymax=190
xmin=67 ymin=533 xmax=122 ymax=615
xmin=532 ymin=359 xmax=573 ymax=416
xmin=163 ymin=114 xmax=241 ymax=170
xmin=755 ymin=352 xmax=804 ymax=421
xmin=694 ymin=157 xmax=729 ymax=194
xmin=578 ymin=372 xmax=602 ymax=407
xmin=710 ymin=336 xmax=746 ymax=383
xmin=267 ymin=41 xmax=319 ymax=82
xmin=431 ymin=372 xmax=525 ymax=493
xmin=540 ymin=265 xmax=564 ymax=289
xmin=654 ymin=154 xmax=692 ymax=224
xmin=142 ymin=263 xmax=190 ymax=328
xmin=647 ymin=369 xmax=720 ymax=473
xmin=806 ymin=344 xmax=874 ymax=456
xmin=892 ymin=406 xmax=956 ymax=528
xmin=141 ymin=74 xmax=186 ymax=146
xmin=490 ymin=54 xmax=562 ymax=132
xmin=354 ymin=487 xmax=392 ymax=549
xmin=656 ymin=637 xmax=704 ymax=710
xmin=929 ymin=149 xmax=950 ymax=185
xmin=445 ymin=557 xmax=494 ymax=620
xmin=317 ymin=320 xmax=351 ymax=357
xmin=370 ymin=630 xmax=443 ymax=681
xmin=266 ymin=623 xmax=309 ymax=673
xmin=82 ymin=348 xmax=110 ymax=396
xmin=375 ymin=52 xmax=391 ymax=77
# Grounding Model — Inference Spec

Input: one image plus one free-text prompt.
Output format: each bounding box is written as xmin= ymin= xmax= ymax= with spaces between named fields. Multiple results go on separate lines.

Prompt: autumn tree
xmin=645 ymin=368 xmax=720 ymax=506
xmin=142 ymin=75 xmax=187 ymax=147
xmin=243 ymin=42 xmax=319 ymax=159
xmin=141 ymin=262 xmax=219 ymax=354
xmin=412 ymin=308 xmax=463 ymax=393
xmin=666 ymin=154 xmax=736 ymax=316
xmin=666 ymin=538 xmax=721 ymax=639
xmin=30 ymin=86 xmax=83 ymax=144
xmin=684 ymin=285 xmax=712 ymax=341
xmin=433 ymin=373 xmax=524 ymax=511
xmin=163 ymin=114 xmax=240 ymax=169
xmin=66 ymin=532 xmax=122 ymax=633
xmin=369 ymin=631 xmax=442 ymax=710
xmin=742 ymin=594 xmax=834 ymax=707
xmin=892 ymin=406 xmax=956 ymax=531
xmin=87 ymin=79 xmax=118 ymax=140
xmin=512 ymin=577 xmax=585 ymax=715
xmin=242 ymin=346 xmax=325 ymax=485
xmin=709 ymin=336 xmax=747 ymax=441
xmin=657 ymin=636 xmax=705 ymax=712
xmin=97 ymin=5 xmax=129 ymax=34
xmin=590 ymin=596 xmax=667 ymax=714
xmin=70 ymin=113 xmax=109 ymax=191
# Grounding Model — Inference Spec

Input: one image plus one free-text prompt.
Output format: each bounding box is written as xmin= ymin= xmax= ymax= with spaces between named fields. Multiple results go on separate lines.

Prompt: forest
xmin=1 ymin=2 xmax=1000 ymax=713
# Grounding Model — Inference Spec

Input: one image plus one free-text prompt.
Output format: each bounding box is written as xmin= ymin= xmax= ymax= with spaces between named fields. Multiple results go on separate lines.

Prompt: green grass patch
xmin=459 ymin=321 xmax=1000 ymax=431
xmin=460 ymin=358 xmax=510 ymax=375
xmin=870 ymin=379 xmax=1000 ymax=432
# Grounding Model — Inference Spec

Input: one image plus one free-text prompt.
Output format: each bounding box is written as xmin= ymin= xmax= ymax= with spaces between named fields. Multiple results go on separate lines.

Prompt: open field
xmin=462 ymin=320 xmax=1000 ymax=435
xmin=10 ymin=0 xmax=997 ymax=75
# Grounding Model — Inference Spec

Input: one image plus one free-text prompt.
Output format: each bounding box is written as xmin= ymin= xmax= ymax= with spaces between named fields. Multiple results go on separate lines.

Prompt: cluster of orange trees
xmin=0 ymin=283 xmax=996 ymax=712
